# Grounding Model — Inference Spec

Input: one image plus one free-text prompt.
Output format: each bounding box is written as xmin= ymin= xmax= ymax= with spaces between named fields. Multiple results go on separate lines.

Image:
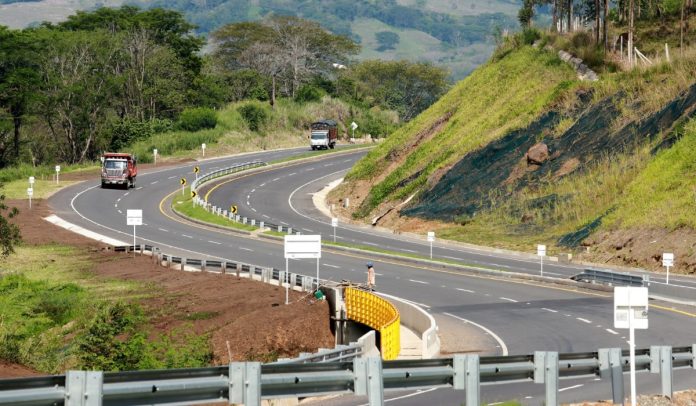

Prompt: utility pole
xmin=628 ymin=0 xmax=635 ymax=67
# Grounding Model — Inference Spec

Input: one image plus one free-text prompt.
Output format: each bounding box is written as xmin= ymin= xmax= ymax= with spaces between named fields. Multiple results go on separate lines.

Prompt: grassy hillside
xmin=331 ymin=30 xmax=696 ymax=273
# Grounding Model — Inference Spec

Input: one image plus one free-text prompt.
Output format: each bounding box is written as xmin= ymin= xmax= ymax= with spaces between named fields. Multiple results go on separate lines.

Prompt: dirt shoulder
xmin=1 ymin=197 xmax=334 ymax=378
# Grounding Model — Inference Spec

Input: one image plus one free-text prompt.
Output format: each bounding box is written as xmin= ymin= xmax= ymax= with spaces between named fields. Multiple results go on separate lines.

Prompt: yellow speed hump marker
xmin=230 ymin=205 xmax=238 ymax=214
xmin=191 ymin=190 xmax=197 ymax=199
xmin=180 ymin=177 xmax=187 ymax=186
xmin=194 ymin=166 xmax=200 ymax=174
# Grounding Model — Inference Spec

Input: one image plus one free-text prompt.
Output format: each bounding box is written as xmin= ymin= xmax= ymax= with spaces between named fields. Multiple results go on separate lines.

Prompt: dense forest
xmin=0 ymin=6 xmax=450 ymax=168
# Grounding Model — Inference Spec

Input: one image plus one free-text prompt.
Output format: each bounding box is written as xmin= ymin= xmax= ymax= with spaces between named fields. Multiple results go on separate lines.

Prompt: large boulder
xmin=526 ymin=142 xmax=549 ymax=165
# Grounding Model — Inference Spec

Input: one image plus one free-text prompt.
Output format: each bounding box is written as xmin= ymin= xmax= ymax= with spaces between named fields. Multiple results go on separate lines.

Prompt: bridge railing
xmin=1 ymin=345 xmax=693 ymax=406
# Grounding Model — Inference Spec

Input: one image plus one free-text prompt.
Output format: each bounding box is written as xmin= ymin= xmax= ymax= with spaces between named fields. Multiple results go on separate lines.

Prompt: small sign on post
xmin=194 ymin=166 xmax=200 ymax=180
xmin=331 ymin=218 xmax=338 ymax=242
xmin=55 ymin=165 xmax=61 ymax=185
xmin=126 ymin=210 xmax=143 ymax=257
xmin=614 ymin=286 xmax=649 ymax=406
xmin=350 ymin=121 xmax=358 ymax=139
xmin=27 ymin=187 xmax=33 ymax=209
xmin=427 ymin=231 xmax=435 ymax=259
xmin=284 ymin=235 xmax=322 ymax=297
xmin=180 ymin=177 xmax=187 ymax=196
xmin=29 ymin=176 xmax=35 ymax=186
xmin=537 ymin=244 xmax=546 ymax=276
xmin=662 ymin=253 xmax=674 ymax=285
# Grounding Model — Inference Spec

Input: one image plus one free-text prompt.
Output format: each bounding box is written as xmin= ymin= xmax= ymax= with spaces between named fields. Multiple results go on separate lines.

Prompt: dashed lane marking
xmin=323 ymin=264 xmax=340 ymax=269
xmin=150 ymin=181 xmax=158 ymax=184
xmin=239 ymin=247 xmax=253 ymax=252
xmin=158 ymin=228 xmax=168 ymax=232
xmin=577 ymin=317 xmax=592 ymax=324
xmin=182 ymin=234 xmax=193 ymax=239
xmin=457 ymin=288 xmax=475 ymax=293
xmin=606 ymin=329 xmax=619 ymax=335
xmin=208 ymin=241 xmax=222 ymax=245
xmin=542 ymin=308 xmax=558 ymax=313
xmin=559 ymin=384 xmax=583 ymax=392
xmin=409 ymin=279 xmax=429 ymax=285
xmin=500 ymin=297 xmax=518 ymax=303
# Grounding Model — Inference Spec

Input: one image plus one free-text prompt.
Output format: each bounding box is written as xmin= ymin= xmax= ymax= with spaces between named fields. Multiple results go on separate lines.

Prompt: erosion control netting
xmin=402 ymin=83 xmax=696 ymax=246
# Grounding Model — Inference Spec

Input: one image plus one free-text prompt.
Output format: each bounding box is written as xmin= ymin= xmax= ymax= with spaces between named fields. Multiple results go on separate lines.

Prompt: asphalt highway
xmin=49 ymin=147 xmax=696 ymax=405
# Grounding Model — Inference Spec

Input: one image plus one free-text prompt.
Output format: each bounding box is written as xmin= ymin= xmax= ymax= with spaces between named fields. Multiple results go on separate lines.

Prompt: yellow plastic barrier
xmin=345 ymin=287 xmax=401 ymax=360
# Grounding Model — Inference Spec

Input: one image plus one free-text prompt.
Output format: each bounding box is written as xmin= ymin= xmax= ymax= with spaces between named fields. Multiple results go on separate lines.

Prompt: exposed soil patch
xmin=581 ymin=227 xmax=696 ymax=275
xmin=1 ymin=197 xmax=334 ymax=377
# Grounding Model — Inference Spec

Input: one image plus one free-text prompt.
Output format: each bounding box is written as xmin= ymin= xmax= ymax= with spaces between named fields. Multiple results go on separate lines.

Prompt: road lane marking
xmin=150 ymin=181 xmax=158 ymax=184
xmin=251 ymin=189 xmax=255 ymax=193
xmin=559 ymin=384 xmax=583 ymax=392
xmin=123 ymin=192 xmax=129 ymax=196
xmin=444 ymin=313 xmax=508 ymax=355
xmin=500 ymin=297 xmax=518 ymax=303
xmin=542 ymin=308 xmax=558 ymax=313
xmin=272 ymin=177 xmax=280 ymax=181
xmin=117 ymin=210 xmax=122 ymax=214
xmin=323 ymin=264 xmax=340 ymax=269
xmin=577 ymin=318 xmax=592 ymax=324
xmin=251 ymin=208 xmax=257 ymax=212
xmin=262 ymin=215 xmax=270 ymax=219
xmin=409 ymin=279 xmax=429 ymax=284
xmin=182 ymin=234 xmax=193 ymax=239
xmin=208 ymin=241 xmax=222 ymax=245
xmin=259 ymin=183 xmax=266 ymax=187
xmin=402 ymin=249 xmax=418 ymax=253
xmin=136 ymin=187 xmax=143 ymax=190
xmin=457 ymin=288 xmax=475 ymax=293
xmin=168 ymin=176 xmax=176 ymax=179
xmin=239 ymin=247 xmax=253 ymax=252
xmin=302 ymin=228 xmax=313 ymax=232
xmin=288 ymin=173 xmax=296 ymax=176
xmin=158 ymin=228 xmax=168 ymax=232
xmin=606 ymin=329 xmax=619 ymax=335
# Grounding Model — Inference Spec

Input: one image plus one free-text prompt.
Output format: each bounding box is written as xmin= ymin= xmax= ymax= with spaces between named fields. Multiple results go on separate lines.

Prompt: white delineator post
xmin=55 ymin=165 xmax=61 ymax=185
xmin=27 ymin=187 xmax=33 ymax=209
xmin=127 ymin=210 xmax=143 ymax=258
xmin=201 ymin=143 xmax=206 ymax=157
xmin=537 ymin=244 xmax=546 ymax=276
xmin=614 ymin=287 xmax=649 ymax=406
xmin=427 ymin=232 xmax=435 ymax=259
xmin=153 ymin=148 xmax=158 ymax=166
xmin=662 ymin=253 xmax=674 ymax=285
xmin=331 ymin=218 xmax=338 ymax=243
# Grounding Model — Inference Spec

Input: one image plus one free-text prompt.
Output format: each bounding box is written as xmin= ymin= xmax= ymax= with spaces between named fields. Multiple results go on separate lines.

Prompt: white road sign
xmin=55 ymin=165 xmax=61 ymax=172
xmin=284 ymin=235 xmax=321 ymax=259
xmin=350 ymin=122 xmax=358 ymax=131
xmin=126 ymin=209 xmax=143 ymax=226
xmin=662 ymin=253 xmax=674 ymax=267
xmin=614 ymin=286 xmax=648 ymax=330
xmin=427 ymin=231 xmax=435 ymax=242
xmin=537 ymin=244 xmax=546 ymax=256
xmin=29 ymin=176 xmax=35 ymax=184
xmin=201 ymin=143 xmax=206 ymax=149
xmin=331 ymin=218 xmax=338 ymax=227
xmin=27 ymin=188 xmax=33 ymax=197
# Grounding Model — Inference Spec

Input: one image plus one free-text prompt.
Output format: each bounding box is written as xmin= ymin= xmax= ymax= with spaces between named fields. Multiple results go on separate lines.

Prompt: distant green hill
xmin=0 ymin=0 xmax=519 ymax=79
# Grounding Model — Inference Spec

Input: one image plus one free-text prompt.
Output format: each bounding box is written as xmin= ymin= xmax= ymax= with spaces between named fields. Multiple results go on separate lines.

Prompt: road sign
xmin=331 ymin=218 xmax=338 ymax=227
xmin=537 ymin=245 xmax=546 ymax=256
xmin=194 ymin=166 xmax=200 ymax=174
xmin=230 ymin=205 xmax=238 ymax=214
xmin=180 ymin=177 xmax=187 ymax=186
xmin=29 ymin=176 xmax=35 ymax=185
xmin=614 ymin=286 xmax=649 ymax=406
xmin=662 ymin=253 xmax=674 ymax=267
xmin=126 ymin=209 xmax=143 ymax=226
xmin=55 ymin=165 xmax=61 ymax=173
xmin=27 ymin=187 xmax=33 ymax=197
xmin=284 ymin=235 xmax=321 ymax=259
xmin=350 ymin=122 xmax=358 ymax=130
xmin=191 ymin=190 xmax=197 ymax=199
xmin=427 ymin=232 xmax=435 ymax=242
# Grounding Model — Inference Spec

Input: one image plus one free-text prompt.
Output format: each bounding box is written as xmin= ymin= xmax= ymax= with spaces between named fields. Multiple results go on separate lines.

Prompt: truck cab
xmin=310 ymin=120 xmax=338 ymax=150
xmin=101 ymin=153 xmax=137 ymax=189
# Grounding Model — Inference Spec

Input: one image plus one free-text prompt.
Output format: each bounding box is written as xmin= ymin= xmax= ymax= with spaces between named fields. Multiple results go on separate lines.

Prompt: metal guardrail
xmin=1 ymin=345 xmax=693 ymax=406
xmin=190 ymin=161 xmax=266 ymax=195
xmin=571 ymin=268 xmax=645 ymax=287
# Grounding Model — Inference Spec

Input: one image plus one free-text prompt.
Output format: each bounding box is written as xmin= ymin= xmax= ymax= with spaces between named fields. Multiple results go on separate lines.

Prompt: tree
xmin=347 ymin=60 xmax=449 ymax=121
xmin=375 ymin=31 xmax=400 ymax=51
xmin=518 ymin=0 xmax=536 ymax=27
xmin=0 ymin=185 xmax=21 ymax=259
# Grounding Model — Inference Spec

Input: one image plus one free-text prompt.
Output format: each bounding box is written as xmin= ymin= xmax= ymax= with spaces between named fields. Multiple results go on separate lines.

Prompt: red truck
xmin=101 ymin=153 xmax=137 ymax=189
xmin=310 ymin=120 xmax=338 ymax=150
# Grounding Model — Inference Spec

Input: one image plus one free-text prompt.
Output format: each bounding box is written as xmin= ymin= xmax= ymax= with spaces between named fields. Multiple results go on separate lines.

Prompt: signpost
xmin=614 ymin=287 xmax=649 ymax=406
xmin=331 ymin=218 xmax=338 ymax=242
xmin=194 ymin=166 xmax=200 ymax=180
xmin=27 ymin=187 xmax=33 ymax=209
xmin=662 ymin=253 xmax=674 ymax=284
xmin=427 ymin=231 xmax=435 ymax=259
xmin=180 ymin=177 xmax=187 ymax=196
xmin=350 ymin=121 xmax=358 ymax=139
xmin=201 ymin=143 xmax=206 ymax=157
xmin=29 ymin=176 xmax=35 ymax=187
xmin=55 ymin=165 xmax=61 ymax=185
xmin=537 ymin=244 xmax=546 ymax=276
xmin=126 ymin=210 xmax=143 ymax=258
xmin=284 ymin=235 xmax=322 ymax=304
xmin=153 ymin=149 xmax=158 ymax=166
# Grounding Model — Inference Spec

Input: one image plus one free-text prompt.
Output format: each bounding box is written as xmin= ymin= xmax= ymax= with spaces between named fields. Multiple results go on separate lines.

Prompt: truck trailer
xmin=310 ymin=120 xmax=338 ymax=150
xmin=101 ymin=153 xmax=137 ymax=189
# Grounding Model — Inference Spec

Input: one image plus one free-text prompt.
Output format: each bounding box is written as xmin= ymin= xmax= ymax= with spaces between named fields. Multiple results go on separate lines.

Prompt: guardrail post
xmin=692 ymin=344 xmax=696 ymax=369
xmin=260 ymin=221 xmax=264 ymax=229
xmin=660 ymin=346 xmax=673 ymax=398
xmin=534 ymin=351 xmax=546 ymax=383
xmin=221 ymin=261 xmax=227 ymax=274
xmin=201 ymin=259 xmax=206 ymax=272
xmin=251 ymin=219 xmax=256 ymax=226
xmin=452 ymin=354 xmax=465 ymax=390
xmin=181 ymin=258 xmax=186 ymax=271
xmin=65 ymin=371 xmax=102 ymax=406
xmin=229 ymin=362 xmax=260 ymax=405
xmin=650 ymin=345 xmax=661 ymax=373
xmin=545 ymin=352 xmax=559 ymax=406
xmin=452 ymin=354 xmax=480 ymax=406
xmin=288 ymin=227 xmax=292 ymax=234
xmin=278 ymin=225 xmax=282 ymax=233
xmin=608 ymin=348 xmax=625 ymax=405
xmin=236 ymin=263 xmax=241 ymax=278
xmin=353 ymin=358 xmax=383 ymax=405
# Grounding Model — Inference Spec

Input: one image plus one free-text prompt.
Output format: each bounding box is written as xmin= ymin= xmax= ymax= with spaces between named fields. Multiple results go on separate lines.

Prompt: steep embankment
xmin=330 ymin=44 xmax=696 ymax=274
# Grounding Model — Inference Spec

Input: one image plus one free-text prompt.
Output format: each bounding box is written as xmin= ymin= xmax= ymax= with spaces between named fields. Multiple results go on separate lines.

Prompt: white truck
xmin=310 ymin=120 xmax=338 ymax=150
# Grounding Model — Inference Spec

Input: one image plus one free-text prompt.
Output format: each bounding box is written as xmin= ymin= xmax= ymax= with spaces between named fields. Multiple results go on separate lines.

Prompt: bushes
xmin=177 ymin=108 xmax=218 ymax=132
xmin=237 ymin=103 xmax=268 ymax=132
xmin=295 ymin=84 xmax=325 ymax=103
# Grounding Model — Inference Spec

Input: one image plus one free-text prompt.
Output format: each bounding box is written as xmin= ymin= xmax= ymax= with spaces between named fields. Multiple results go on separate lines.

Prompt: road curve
xmin=49 ymin=147 xmax=696 ymax=404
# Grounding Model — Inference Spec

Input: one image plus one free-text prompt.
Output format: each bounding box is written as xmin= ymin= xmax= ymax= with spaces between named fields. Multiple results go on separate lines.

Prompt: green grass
xmin=268 ymin=144 xmax=373 ymax=165
xmin=172 ymin=187 xmax=257 ymax=232
xmin=1 ymin=178 xmax=79 ymax=199
xmin=346 ymin=46 xmax=577 ymax=218
xmin=603 ymin=119 xmax=696 ymax=230
xmin=0 ymin=162 xmax=96 ymax=183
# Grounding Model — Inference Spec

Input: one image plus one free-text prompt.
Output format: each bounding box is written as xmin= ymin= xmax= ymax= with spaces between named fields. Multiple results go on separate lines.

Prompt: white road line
xmin=444 ymin=313 xmax=508 ymax=355
xmin=324 ymin=163 xmax=333 ymax=167
xmin=559 ymin=384 xmax=583 ymax=392
xmin=136 ymin=187 xmax=143 ymax=190
xmin=182 ymin=234 xmax=193 ymax=239
xmin=246 ymin=195 xmax=250 ymax=199
xmin=158 ymin=228 xmax=169 ymax=232
xmin=402 ymin=249 xmax=418 ymax=253
xmin=443 ymin=255 xmax=463 ymax=260
xmin=262 ymin=215 xmax=270 ymax=219
xmin=288 ymin=173 xmax=296 ymax=176
xmin=323 ymin=264 xmax=340 ymax=269
xmin=306 ymin=167 xmax=315 ymax=171
xmin=116 ymin=198 xmax=121 ymax=202
xmin=545 ymin=271 xmax=563 ymax=276
xmin=114 ymin=204 xmax=118 ymax=207
xmin=363 ymin=242 xmax=380 ymax=246
xmin=251 ymin=208 xmax=257 ymax=212
xmin=239 ymin=247 xmax=253 ymax=252
xmin=357 ymin=387 xmax=438 ymax=405
xmin=577 ymin=318 xmax=592 ymax=324
xmin=542 ymin=308 xmax=558 ymax=313
xmin=500 ymin=297 xmax=518 ymax=303
xmin=272 ymin=177 xmax=280 ymax=181
xmin=606 ymin=329 xmax=619 ymax=335
xmin=302 ymin=228 xmax=313 ymax=232
xmin=168 ymin=176 xmax=176 ymax=179
xmin=251 ymin=189 xmax=256 ymax=193
xmin=117 ymin=210 xmax=122 ymax=214
xmin=409 ymin=279 xmax=429 ymax=285
xmin=280 ymin=221 xmax=289 ymax=225
xmin=208 ymin=241 xmax=222 ymax=245
xmin=123 ymin=192 xmax=129 ymax=196
xmin=457 ymin=288 xmax=475 ymax=293
xmin=375 ymin=273 xmax=383 ymax=276
xmin=259 ymin=183 xmax=266 ymax=187
xmin=343 ymin=159 xmax=352 ymax=163
xmin=150 ymin=181 xmax=158 ymax=184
